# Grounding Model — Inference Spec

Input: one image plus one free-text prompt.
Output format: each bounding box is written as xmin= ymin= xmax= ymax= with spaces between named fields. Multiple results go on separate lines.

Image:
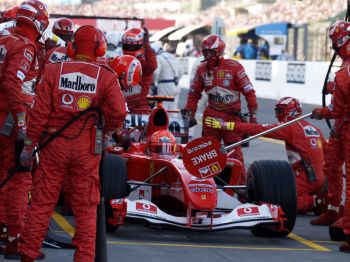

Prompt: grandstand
xmin=1 ymin=0 xmax=345 ymax=27
xmin=0 ymin=0 xmax=347 ymax=61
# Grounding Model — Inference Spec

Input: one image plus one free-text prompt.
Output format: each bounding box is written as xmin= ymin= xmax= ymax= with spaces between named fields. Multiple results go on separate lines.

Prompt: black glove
xmin=17 ymin=127 xmax=26 ymax=141
xmin=143 ymin=27 xmax=149 ymax=47
xmin=181 ymin=109 xmax=197 ymax=128
xmin=189 ymin=118 xmax=198 ymax=128
xmin=19 ymin=144 xmax=34 ymax=172
xmin=180 ymin=109 xmax=192 ymax=118
xmin=114 ymin=128 xmax=131 ymax=151
xmin=18 ymin=137 xmax=33 ymax=172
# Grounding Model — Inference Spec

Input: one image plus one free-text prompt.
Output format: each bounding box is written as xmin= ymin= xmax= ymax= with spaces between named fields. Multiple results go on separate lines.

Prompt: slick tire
xmin=101 ymin=153 xmax=128 ymax=232
xmin=247 ymin=160 xmax=297 ymax=238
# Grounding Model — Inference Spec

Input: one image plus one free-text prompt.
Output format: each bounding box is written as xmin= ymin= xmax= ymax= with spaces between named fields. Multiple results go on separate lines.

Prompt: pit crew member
xmin=0 ymin=1 xmax=49 ymax=258
xmin=18 ymin=25 xmax=127 ymax=262
xmin=151 ymin=41 xmax=180 ymax=111
xmin=310 ymin=20 xmax=350 ymax=253
xmin=121 ymin=27 xmax=157 ymax=114
xmin=45 ymin=17 xmax=74 ymax=64
xmin=0 ymin=4 xmax=19 ymax=248
xmin=205 ymin=97 xmax=326 ymax=213
xmin=105 ymin=31 xmax=123 ymax=58
xmin=311 ymin=73 xmax=345 ymax=226
xmin=183 ymin=34 xmax=258 ymax=184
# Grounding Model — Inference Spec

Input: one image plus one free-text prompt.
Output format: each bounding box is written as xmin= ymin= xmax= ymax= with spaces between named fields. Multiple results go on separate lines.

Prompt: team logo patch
xmin=303 ymin=126 xmax=320 ymax=137
xmin=61 ymin=93 xmax=74 ymax=106
xmin=50 ymin=52 xmax=69 ymax=63
xmin=203 ymin=71 xmax=214 ymax=86
xmin=127 ymin=59 xmax=138 ymax=85
xmin=59 ymin=72 xmax=97 ymax=94
xmin=17 ymin=112 xmax=26 ymax=127
xmin=17 ymin=70 xmax=25 ymax=81
xmin=24 ymin=48 xmax=33 ymax=62
xmin=20 ymin=60 xmax=30 ymax=72
xmin=207 ymin=86 xmax=239 ymax=104
xmin=238 ymin=70 xmax=247 ymax=79
xmin=76 ymin=96 xmax=92 ymax=110
xmin=218 ymin=71 xmax=225 ymax=78
xmin=223 ymin=79 xmax=230 ymax=87
xmin=225 ymin=73 xmax=233 ymax=79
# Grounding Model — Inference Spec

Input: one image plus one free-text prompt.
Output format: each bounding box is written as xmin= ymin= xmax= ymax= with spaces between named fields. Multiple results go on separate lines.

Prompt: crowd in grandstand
xmin=190 ymin=0 xmax=345 ymax=29
xmin=1 ymin=0 xmax=345 ymax=28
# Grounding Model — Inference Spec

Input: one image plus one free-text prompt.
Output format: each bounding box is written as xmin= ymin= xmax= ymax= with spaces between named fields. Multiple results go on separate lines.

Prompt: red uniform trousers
xmin=20 ymin=135 xmax=100 ymax=261
xmin=296 ymin=169 xmax=324 ymax=213
xmin=0 ymin=129 xmax=31 ymax=237
xmin=202 ymin=107 xmax=246 ymax=183
xmin=338 ymin=124 xmax=350 ymax=234
xmin=0 ymin=153 xmax=6 ymax=225
xmin=324 ymin=134 xmax=344 ymax=207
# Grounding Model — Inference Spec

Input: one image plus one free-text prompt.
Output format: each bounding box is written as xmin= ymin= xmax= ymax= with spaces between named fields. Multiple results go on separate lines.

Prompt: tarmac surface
xmin=1 ymin=97 xmax=347 ymax=262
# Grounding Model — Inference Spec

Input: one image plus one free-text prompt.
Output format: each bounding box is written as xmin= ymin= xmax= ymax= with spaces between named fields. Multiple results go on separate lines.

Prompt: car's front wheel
xmin=247 ymin=160 xmax=297 ymax=237
xmin=100 ymin=153 xmax=128 ymax=232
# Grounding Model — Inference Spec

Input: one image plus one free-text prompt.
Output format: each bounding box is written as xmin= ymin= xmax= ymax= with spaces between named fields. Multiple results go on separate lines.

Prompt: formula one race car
xmin=101 ymin=96 xmax=297 ymax=237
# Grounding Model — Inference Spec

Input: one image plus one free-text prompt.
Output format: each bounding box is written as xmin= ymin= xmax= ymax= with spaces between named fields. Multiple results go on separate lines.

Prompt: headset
xmin=67 ymin=25 xmax=107 ymax=58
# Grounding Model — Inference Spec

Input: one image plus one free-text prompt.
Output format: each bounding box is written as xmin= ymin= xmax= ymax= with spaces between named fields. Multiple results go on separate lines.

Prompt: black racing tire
xmin=100 ymin=153 xmax=128 ymax=232
xmin=329 ymin=225 xmax=346 ymax=241
xmin=247 ymin=160 xmax=297 ymax=237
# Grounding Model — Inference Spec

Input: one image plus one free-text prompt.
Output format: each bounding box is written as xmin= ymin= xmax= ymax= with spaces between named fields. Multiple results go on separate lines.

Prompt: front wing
xmin=124 ymin=199 xmax=283 ymax=231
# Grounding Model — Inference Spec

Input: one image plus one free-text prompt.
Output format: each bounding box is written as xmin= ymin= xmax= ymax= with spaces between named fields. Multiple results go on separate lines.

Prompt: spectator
xmin=258 ymin=40 xmax=270 ymax=60
xmin=277 ymin=49 xmax=295 ymax=61
xmin=243 ymin=39 xmax=258 ymax=60
xmin=233 ymin=38 xmax=246 ymax=59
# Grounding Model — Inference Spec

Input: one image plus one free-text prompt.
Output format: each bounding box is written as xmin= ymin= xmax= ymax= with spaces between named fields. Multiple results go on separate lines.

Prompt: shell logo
xmin=76 ymin=96 xmax=91 ymax=110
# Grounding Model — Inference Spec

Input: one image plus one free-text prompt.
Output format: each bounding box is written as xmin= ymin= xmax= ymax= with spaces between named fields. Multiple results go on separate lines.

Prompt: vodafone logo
xmin=136 ymin=202 xmax=157 ymax=214
xmin=61 ymin=93 xmax=73 ymax=105
xmin=244 ymin=208 xmax=253 ymax=214
xmin=237 ymin=207 xmax=260 ymax=217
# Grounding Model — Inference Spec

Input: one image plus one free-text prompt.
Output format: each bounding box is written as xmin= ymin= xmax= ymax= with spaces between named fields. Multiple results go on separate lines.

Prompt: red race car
xmin=101 ymin=96 xmax=297 ymax=237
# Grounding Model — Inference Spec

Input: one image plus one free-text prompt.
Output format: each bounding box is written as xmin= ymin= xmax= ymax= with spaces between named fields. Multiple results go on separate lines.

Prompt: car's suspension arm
xmin=128 ymin=166 xmax=168 ymax=193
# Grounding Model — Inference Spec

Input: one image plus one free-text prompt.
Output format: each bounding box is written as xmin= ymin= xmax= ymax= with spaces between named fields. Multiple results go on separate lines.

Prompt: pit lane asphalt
xmin=1 ymin=98 xmax=347 ymax=262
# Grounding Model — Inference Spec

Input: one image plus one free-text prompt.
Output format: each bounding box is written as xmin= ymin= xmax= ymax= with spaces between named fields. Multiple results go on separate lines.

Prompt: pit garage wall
xmin=178 ymin=58 xmax=331 ymax=106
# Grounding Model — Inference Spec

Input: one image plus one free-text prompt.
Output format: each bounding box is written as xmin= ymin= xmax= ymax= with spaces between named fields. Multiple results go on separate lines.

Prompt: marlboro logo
xmin=59 ymin=73 xmax=97 ymax=94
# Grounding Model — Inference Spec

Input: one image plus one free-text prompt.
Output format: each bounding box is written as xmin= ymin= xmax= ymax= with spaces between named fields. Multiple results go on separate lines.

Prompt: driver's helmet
xmin=275 ymin=96 xmax=302 ymax=122
xmin=147 ymin=130 xmax=176 ymax=155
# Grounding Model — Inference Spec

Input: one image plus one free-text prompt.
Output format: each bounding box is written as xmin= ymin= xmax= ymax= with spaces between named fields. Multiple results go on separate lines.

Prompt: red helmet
xmin=122 ymin=28 xmax=144 ymax=57
xmin=328 ymin=21 xmax=350 ymax=59
xmin=67 ymin=25 xmax=107 ymax=59
xmin=201 ymin=34 xmax=225 ymax=67
xmin=275 ymin=97 xmax=302 ymax=122
xmin=109 ymin=55 xmax=142 ymax=91
xmin=147 ymin=130 xmax=176 ymax=156
xmin=52 ymin=17 xmax=74 ymax=42
xmin=0 ymin=6 xmax=18 ymax=23
xmin=16 ymin=0 xmax=49 ymax=36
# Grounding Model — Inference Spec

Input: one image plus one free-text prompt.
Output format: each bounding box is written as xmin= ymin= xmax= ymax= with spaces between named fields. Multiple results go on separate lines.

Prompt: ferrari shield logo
xmin=201 ymin=195 xmax=206 ymax=200
xmin=210 ymin=163 xmax=219 ymax=173
xmin=218 ymin=71 xmax=225 ymax=78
